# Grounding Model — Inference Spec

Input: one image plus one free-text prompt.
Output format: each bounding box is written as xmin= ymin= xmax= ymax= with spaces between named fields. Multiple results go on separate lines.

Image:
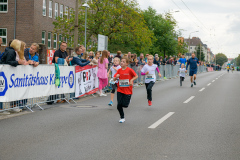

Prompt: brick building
xmin=0 ymin=0 xmax=76 ymax=63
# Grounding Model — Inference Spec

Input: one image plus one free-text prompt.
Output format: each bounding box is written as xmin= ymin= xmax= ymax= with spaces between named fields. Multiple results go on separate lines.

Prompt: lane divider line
xmin=184 ymin=96 xmax=195 ymax=104
xmin=207 ymin=83 xmax=211 ymax=86
xmin=199 ymin=88 xmax=205 ymax=92
xmin=212 ymin=80 xmax=215 ymax=82
xmin=216 ymin=78 xmax=218 ymax=79
xmin=148 ymin=112 xmax=175 ymax=129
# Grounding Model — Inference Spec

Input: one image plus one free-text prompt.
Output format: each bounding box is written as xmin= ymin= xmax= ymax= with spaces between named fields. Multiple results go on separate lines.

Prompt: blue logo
xmin=0 ymin=72 xmax=8 ymax=96
xmin=68 ymin=71 xmax=74 ymax=88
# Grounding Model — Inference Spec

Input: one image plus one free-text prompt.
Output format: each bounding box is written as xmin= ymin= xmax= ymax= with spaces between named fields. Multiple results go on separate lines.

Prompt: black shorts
xmin=117 ymin=92 xmax=132 ymax=108
xmin=111 ymin=83 xmax=118 ymax=94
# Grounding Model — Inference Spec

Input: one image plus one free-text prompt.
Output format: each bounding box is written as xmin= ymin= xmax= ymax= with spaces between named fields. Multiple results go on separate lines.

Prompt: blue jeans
xmin=71 ymin=57 xmax=90 ymax=67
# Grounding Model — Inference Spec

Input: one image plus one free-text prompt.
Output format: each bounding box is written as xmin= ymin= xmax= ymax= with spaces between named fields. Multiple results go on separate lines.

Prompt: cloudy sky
xmin=138 ymin=0 xmax=240 ymax=58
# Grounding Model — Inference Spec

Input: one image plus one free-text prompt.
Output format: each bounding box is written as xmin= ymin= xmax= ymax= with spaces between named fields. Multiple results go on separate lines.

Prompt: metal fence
xmin=0 ymin=64 xmax=207 ymax=113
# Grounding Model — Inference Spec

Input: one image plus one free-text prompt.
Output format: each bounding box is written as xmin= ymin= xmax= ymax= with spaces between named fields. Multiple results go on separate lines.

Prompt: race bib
xmin=180 ymin=71 xmax=185 ymax=73
xmin=119 ymin=79 xmax=129 ymax=87
xmin=146 ymin=74 xmax=154 ymax=80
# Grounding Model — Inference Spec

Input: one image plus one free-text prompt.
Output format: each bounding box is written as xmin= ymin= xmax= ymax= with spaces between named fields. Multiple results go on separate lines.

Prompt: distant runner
xmin=178 ymin=54 xmax=187 ymax=68
xmin=186 ymin=53 xmax=199 ymax=87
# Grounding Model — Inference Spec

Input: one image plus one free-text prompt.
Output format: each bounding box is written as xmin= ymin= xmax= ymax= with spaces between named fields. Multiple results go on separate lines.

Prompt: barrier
xmin=0 ymin=63 xmax=208 ymax=113
xmin=207 ymin=67 xmax=214 ymax=72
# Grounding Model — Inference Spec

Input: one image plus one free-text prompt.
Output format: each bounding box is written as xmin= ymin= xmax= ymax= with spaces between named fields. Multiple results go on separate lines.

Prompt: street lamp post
xmin=82 ymin=3 xmax=89 ymax=49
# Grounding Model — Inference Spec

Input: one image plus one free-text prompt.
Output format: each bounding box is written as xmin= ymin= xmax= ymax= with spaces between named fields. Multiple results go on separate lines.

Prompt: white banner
xmin=0 ymin=65 xmax=75 ymax=102
xmin=97 ymin=34 xmax=108 ymax=51
xmin=75 ymin=65 xmax=99 ymax=97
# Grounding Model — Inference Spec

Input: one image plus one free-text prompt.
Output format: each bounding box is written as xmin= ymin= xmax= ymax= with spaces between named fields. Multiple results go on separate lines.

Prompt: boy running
xmin=141 ymin=55 xmax=161 ymax=106
xmin=113 ymin=57 xmax=138 ymax=123
xmin=178 ymin=64 xmax=186 ymax=86
xmin=107 ymin=57 xmax=121 ymax=106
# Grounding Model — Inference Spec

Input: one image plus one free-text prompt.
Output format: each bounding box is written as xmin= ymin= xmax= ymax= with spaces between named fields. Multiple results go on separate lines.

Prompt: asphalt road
xmin=0 ymin=70 xmax=240 ymax=160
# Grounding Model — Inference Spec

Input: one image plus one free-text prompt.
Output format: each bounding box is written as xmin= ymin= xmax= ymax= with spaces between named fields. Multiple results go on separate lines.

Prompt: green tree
xmin=177 ymin=38 xmax=188 ymax=57
xmin=215 ymin=53 xmax=228 ymax=66
xmin=142 ymin=7 xmax=178 ymax=57
xmin=195 ymin=44 xmax=205 ymax=61
xmin=53 ymin=0 xmax=153 ymax=53
xmin=236 ymin=54 xmax=240 ymax=66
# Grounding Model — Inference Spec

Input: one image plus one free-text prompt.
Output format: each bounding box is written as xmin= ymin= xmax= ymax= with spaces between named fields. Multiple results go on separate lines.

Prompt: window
xmin=60 ymin=5 xmax=63 ymax=18
xmin=64 ymin=37 xmax=67 ymax=43
xmin=59 ymin=34 xmax=62 ymax=43
xmin=49 ymin=1 xmax=52 ymax=18
xmin=0 ymin=28 xmax=7 ymax=46
xmin=42 ymin=0 xmax=46 ymax=16
xmin=53 ymin=33 xmax=57 ymax=49
xmin=42 ymin=31 xmax=46 ymax=44
xmin=65 ymin=6 xmax=68 ymax=18
xmin=0 ymin=0 xmax=8 ymax=12
xmin=48 ymin=32 xmax=51 ymax=49
xmin=69 ymin=8 xmax=73 ymax=19
xmin=54 ymin=3 xmax=58 ymax=19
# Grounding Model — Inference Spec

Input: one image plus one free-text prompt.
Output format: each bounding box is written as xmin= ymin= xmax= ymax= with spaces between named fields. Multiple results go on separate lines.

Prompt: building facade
xmin=0 ymin=0 xmax=75 ymax=50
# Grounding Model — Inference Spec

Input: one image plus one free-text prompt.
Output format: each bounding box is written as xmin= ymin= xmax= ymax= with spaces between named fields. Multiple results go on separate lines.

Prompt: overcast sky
xmin=138 ymin=0 xmax=240 ymax=58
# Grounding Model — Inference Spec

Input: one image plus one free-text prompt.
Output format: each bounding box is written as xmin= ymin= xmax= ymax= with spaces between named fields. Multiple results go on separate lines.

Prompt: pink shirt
xmin=97 ymin=58 xmax=109 ymax=79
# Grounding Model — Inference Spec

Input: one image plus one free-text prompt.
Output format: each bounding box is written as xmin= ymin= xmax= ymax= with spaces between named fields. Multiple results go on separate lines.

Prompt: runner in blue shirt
xmin=178 ymin=54 xmax=187 ymax=68
xmin=186 ymin=53 xmax=199 ymax=87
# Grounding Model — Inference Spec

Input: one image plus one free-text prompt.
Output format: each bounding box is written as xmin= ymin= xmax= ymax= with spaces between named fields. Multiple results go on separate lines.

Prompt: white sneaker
xmin=100 ymin=93 xmax=107 ymax=96
xmin=119 ymin=118 xmax=125 ymax=123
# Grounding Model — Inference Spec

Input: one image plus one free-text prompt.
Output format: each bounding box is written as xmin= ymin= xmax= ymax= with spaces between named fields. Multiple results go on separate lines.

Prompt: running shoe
xmin=191 ymin=83 xmax=193 ymax=87
xmin=108 ymin=101 xmax=113 ymax=106
xmin=148 ymin=100 xmax=152 ymax=106
xmin=194 ymin=81 xmax=196 ymax=85
xmin=100 ymin=93 xmax=107 ymax=96
xmin=119 ymin=118 xmax=125 ymax=123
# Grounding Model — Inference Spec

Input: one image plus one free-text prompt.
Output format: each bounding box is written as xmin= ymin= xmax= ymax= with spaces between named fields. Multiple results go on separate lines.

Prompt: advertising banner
xmin=47 ymin=50 xmax=55 ymax=64
xmin=75 ymin=65 xmax=99 ymax=97
xmin=0 ymin=65 xmax=75 ymax=102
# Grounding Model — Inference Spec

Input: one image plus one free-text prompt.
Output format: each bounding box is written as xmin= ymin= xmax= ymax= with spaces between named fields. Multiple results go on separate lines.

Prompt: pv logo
xmin=0 ymin=72 xmax=8 ymax=96
xmin=68 ymin=71 xmax=74 ymax=88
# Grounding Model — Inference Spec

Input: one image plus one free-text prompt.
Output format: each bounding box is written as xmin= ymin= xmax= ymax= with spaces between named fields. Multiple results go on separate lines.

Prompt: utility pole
xmin=74 ymin=0 xmax=79 ymax=49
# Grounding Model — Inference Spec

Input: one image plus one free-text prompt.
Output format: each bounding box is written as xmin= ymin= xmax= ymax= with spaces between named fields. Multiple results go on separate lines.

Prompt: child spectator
xmin=97 ymin=50 xmax=109 ymax=96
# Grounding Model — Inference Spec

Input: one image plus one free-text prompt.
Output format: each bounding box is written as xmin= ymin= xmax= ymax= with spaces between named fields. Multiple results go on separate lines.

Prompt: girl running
xmin=97 ymin=50 xmax=109 ymax=96
xmin=107 ymin=57 xmax=121 ymax=106
xmin=141 ymin=55 xmax=161 ymax=106
xmin=113 ymin=57 xmax=138 ymax=123
xmin=178 ymin=63 xmax=186 ymax=86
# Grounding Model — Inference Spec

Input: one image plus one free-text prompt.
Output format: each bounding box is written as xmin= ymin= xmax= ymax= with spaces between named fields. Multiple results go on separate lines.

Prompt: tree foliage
xmin=215 ymin=53 xmax=228 ymax=66
xmin=53 ymin=0 xmax=153 ymax=53
xmin=195 ymin=44 xmax=205 ymax=61
xmin=142 ymin=7 xmax=179 ymax=57
xmin=236 ymin=55 xmax=240 ymax=66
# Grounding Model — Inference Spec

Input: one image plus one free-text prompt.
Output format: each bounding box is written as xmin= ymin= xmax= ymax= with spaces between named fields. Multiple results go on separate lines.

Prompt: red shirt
xmin=114 ymin=67 xmax=137 ymax=95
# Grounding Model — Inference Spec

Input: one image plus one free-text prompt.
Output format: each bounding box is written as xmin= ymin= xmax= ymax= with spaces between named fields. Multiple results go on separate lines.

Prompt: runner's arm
xmin=186 ymin=60 xmax=190 ymax=70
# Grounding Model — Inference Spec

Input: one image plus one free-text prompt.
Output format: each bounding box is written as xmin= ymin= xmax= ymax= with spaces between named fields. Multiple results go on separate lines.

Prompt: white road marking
xmin=207 ymin=83 xmax=211 ymax=86
xmin=199 ymin=88 xmax=205 ymax=92
xmin=148 ymin=112 xmax=175 ymax=129
xmin=212 ymin=80 xmax=215 ymax=82
xmin=183 ymin=96 xmax=195 ymax=103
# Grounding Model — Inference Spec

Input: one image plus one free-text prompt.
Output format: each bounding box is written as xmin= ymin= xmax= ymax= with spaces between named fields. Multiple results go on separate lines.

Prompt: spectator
xmin=90 ymin=51 xmax=100 ymax=65
xmin=70 ymin=46 xmax=90 ymax=67
xmin=88 ymin=51 xmax=94 ymax=59
xmin=137 ymin=53 xmax=145 ymax=66
xmin=163 ymin=55 xmax=168 ymax=65
xmin=0 ymin=39 xmax=27 ymax=66
xmin=24 ymin=43 xmax=40 ymax=67
xmin=159 ymin=57 xmax=163 ymax=65
xmin=97 ymin=50 xmax=109 ymax=96
xmin=128 ymin=52 xmax=131 ymax=59
xmin=123 ymin=54 xmax=128 ymax=59
xmin=130 ymin=54 xmax=137 ymax=68
xmin=153 ymin=54 xmax=160 ymax=66
xmin=108 ymin=51 xmax=113 ymax=68
xmin=52 ymin=41 xmax=72 ymax=65
xmin=167 ymin=56 xmax=173 ymax=65
xmin=115 ymin=51 xmax=122 ymax=59
xmin=144 ymin=54 xmax=149 ymax=64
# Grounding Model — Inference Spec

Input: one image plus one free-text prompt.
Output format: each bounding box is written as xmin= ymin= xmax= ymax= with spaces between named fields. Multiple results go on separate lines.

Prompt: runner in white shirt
xmin=107 ymin=57 xmax=121 ymax=106
xmin=178 ymin=63 xmax=186 ymax=86
xmin=141 ymin=55 xmax=161 ymax=106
